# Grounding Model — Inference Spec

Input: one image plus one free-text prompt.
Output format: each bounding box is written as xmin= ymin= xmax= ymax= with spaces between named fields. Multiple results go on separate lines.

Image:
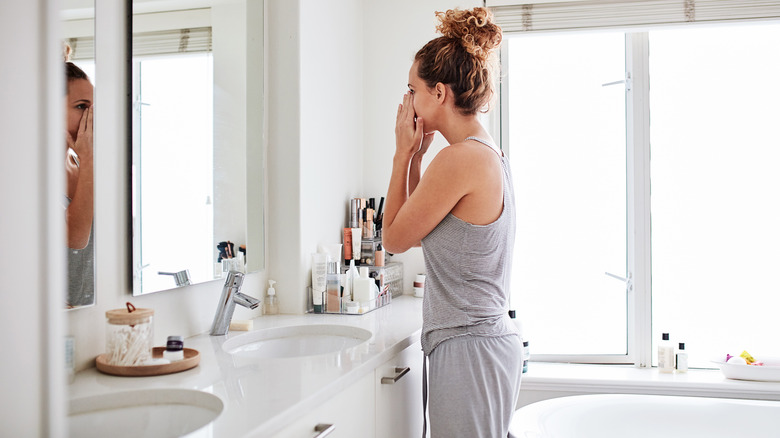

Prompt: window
xmin=503 ymin=21 xmax=780 ymax=368
xmin=507 ymin=32 xmax=628 ymax=360
xmin=132 ymin=53 xmax=214 ymax=294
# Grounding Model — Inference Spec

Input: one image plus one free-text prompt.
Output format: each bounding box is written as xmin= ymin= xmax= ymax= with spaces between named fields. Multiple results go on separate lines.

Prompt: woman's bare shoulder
xmin=432 ymin=141 xmax=499 ymax=168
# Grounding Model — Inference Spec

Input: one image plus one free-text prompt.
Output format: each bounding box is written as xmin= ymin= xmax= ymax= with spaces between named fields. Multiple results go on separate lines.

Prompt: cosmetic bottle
xmin=676 ymin=343 xmax=688 ymax=373
xmin=375 ymin=244 xmax=385 ymax=267
xmin=264 ymin=280 xmax=279 ymax=315
xmin=658 ymin=333 xmax=674 ymax=373
xmin=345 ymin=259 xmax=359 ymax=302
xmin=326 ymin=262 xmax=341 ymax=313
xmin=311 ymin=253 xmax=328 ymax=313
xmin=163 ymin=335 xmax=184 ymax=362
xmin=320 ymin=243 xmax=343 ymax=274
xmin=343 ymin=228 xmax=353 ymax=263
xmin=350 ymin=199 xmax=360 ymax=228
xmin=353 ymin=267 xmax=373 ymax=306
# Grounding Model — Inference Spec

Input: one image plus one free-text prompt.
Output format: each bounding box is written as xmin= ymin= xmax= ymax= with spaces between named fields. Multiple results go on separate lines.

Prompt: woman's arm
xmin=382 ymin=93 xmax=469 ymax=254
xmin=66 ymin=107 xmax=94 ymax=250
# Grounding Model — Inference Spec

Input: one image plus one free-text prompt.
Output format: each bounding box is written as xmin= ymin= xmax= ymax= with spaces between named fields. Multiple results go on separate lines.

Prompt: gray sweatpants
xmin=425 ymin=334 xmax=523 ymax=438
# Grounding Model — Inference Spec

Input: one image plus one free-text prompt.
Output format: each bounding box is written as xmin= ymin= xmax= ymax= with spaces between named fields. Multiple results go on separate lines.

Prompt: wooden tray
xmin=96 ymin=347 xmax=200 ymax=377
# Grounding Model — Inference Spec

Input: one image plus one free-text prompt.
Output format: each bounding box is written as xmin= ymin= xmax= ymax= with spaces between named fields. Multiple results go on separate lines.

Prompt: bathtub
xmin=509 ymin=394 xmax=780 ymax=438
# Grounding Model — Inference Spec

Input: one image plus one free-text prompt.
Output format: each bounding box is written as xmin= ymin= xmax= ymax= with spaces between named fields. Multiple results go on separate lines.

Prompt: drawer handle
xmin=313 ymin=423 xmax=335 ymax=437
xmin=381 ymin=366 xmax=411 ymax=384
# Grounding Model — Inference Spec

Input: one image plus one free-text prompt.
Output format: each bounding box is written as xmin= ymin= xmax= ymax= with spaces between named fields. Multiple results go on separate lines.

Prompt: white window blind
xmin=66 ymin=36 xmax=94 ymax=61
xmin=489 ymin=0 xmax=780 ymax=32
xmin=133 ymin=27 xmax=212 ymax=57
xmin=66 ymin=27 xmax=212 ymax=62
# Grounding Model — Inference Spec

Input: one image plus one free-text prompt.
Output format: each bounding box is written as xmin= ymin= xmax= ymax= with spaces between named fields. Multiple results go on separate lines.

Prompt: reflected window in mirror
xmin=62 ymin=6 xmax=96 ymax=310
xmin=131 ymin=3 xmax=265 ymax=296
xmin=133 ymin=49 xmax=214 ymax=294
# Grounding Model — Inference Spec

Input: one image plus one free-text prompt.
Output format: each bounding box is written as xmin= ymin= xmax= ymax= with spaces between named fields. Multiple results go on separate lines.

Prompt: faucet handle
xmin=224 ymin=270 xmax=245 ymax=289
xmin=234 ymin=292 xmax=261 ymax=310
xmin=159 ymin=269 xmax=192 ymax=287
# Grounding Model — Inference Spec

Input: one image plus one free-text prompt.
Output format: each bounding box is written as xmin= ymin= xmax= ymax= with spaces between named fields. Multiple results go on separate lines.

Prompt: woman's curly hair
xmin=415 ymin=7 xmax=502 ymax=115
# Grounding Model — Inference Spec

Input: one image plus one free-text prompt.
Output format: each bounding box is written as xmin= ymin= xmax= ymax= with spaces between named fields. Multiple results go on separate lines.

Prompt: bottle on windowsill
xmin=676 ymin=342 xmax=688 ymax=373
xmin=658 ymin=333 xmax=675 ymax=373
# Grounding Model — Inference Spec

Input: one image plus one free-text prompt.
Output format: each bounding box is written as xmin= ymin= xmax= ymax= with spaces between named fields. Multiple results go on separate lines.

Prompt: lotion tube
xmin=343 ymin=228 xmax=353 ymax=262
xmin=351 ymin=228 xmax=362 ymax=262
xmin=311 ymin=253 xmax=328 ymax=313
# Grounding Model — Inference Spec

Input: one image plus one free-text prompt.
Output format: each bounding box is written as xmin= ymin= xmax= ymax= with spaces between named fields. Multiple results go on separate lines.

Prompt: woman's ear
xmin=435 ymin=82 xmax=447 ymax=103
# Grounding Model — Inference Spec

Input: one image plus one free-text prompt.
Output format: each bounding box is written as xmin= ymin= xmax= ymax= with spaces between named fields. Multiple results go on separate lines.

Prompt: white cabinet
xmin=270 ymin=340 xmax=423 ymax=438
xmin=375 ymin=341 xmax=424 ymax=438
xmin=272 ymin=372 xmax=375 ymax=438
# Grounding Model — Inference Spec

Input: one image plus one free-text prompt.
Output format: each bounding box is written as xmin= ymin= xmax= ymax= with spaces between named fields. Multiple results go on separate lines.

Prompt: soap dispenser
xmin=264 ymin=280 xmax=279 ymax=315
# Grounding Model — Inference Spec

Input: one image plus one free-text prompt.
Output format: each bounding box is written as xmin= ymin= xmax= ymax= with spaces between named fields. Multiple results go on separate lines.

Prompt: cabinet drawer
xmin=375 ymin=341 xmax=423 ymax=438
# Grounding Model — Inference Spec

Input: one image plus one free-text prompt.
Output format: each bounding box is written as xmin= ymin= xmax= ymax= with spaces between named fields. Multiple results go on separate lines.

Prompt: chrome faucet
xmin=159 ymin=269 xmax=192 ymax=287
xmin=210 ymin=271 xmax=260 ymax=336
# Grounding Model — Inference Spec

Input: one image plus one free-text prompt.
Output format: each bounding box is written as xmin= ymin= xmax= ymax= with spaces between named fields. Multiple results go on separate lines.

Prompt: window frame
xmin=498 ymin=32 xmax=653 ymax=366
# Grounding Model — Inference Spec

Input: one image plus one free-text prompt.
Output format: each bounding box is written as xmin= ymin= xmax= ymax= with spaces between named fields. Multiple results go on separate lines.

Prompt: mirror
xmin=62 ymin=0 xmax=96 ymax=309
xmin=131 ymin=0 xmax=265 ymax=295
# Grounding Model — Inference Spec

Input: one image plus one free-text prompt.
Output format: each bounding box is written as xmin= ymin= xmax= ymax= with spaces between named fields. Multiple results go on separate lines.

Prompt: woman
xmin=382 ymin=7 xmax=522 ymax=438
xmin=64 ymin=56 xmax=95 ymax=307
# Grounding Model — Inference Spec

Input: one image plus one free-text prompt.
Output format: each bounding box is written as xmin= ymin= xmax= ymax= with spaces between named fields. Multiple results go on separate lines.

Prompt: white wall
xmin=267 ymin=0 xmax=483 ymax=312
xmin=361 ymin=0 xmax=482 ymax=291
xmin=266 ymin=0 xmax=366 ymax=313
xmin=299 ymin=0 xmax=365 ymax=298
xmin=0 ymin=1 xmax=66 ymax=436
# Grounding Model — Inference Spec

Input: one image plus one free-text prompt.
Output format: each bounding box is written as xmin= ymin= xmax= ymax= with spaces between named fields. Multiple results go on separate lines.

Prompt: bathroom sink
xmin=69 ymin=388 xmax=223 ymax=438
xmin=222 ymin=324 xmax=373 ymax=359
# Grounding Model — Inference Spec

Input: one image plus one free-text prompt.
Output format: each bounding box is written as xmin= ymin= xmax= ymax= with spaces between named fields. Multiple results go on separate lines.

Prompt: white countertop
xmin=70 ymin=295 xmax=780 ymax=438
xmin=69 ymin=296 xmax=425 ymax=438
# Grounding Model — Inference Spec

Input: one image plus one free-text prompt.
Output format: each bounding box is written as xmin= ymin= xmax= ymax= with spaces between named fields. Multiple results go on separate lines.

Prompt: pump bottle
xmin=264 ymin=280 xmax=279 ymax=315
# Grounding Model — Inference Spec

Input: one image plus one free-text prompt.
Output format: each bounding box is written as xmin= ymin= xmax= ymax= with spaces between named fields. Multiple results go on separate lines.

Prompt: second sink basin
xmin=222 ymin=324 xmax=372 ymax=359
xmin=69 ymin=388 xmax=223 ymax=438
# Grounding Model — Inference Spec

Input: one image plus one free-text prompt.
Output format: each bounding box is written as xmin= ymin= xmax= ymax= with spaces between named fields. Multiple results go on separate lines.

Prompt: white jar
xmin=105 ymin=305 xmax=154 ymax=366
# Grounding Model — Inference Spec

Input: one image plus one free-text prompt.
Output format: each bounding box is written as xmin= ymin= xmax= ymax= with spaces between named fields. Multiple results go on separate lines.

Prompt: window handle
xmin=605 ymin=271 xmax=633 ymax=292
xmin=602 ymin=72 xmax=632 ymax=91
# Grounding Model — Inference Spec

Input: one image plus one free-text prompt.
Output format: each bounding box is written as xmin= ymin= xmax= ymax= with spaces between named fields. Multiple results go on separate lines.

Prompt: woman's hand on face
xmin=395 ymin=92 xmax=431 ymax=160
xmin=417 ymin=131 xmax=435 ymax=158
xmin=67 ymin=106 xmax=94 ymax=163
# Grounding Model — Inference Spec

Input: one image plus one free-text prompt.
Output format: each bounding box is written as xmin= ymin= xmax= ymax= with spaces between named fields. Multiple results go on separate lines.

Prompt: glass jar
xmin=105 ymin=304 xmax=154 ymax=366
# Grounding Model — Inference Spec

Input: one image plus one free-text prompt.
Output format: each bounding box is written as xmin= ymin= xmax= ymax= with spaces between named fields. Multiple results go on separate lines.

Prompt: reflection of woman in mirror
xmin=64 ymin=44 xmax=95 ymax=308
xmin=381 ymin=8 xmax=522 ymax=437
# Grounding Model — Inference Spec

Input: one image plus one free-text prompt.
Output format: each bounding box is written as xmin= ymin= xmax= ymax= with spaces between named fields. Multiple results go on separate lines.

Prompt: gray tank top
xmin=65 ymin=195 xmax=95 ymax=308
xmin=420 ymin=137 xmax=518 ymax=356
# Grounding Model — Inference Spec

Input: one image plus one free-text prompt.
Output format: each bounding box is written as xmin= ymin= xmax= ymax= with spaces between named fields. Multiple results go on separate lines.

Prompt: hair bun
xmin=435 ymin=7 xmax=502 ymax=61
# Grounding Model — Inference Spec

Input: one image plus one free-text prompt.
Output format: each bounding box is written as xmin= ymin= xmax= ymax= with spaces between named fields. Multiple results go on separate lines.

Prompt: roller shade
xmin=133 ymin=27 xmax=212 ymax=57
xmin=489 ymin=0 xmax=780 ymax=33
xmin=65 ymin=36 xmax=94 ymax=61
xmin=66 ymin=26 xmax=212 ymax=62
